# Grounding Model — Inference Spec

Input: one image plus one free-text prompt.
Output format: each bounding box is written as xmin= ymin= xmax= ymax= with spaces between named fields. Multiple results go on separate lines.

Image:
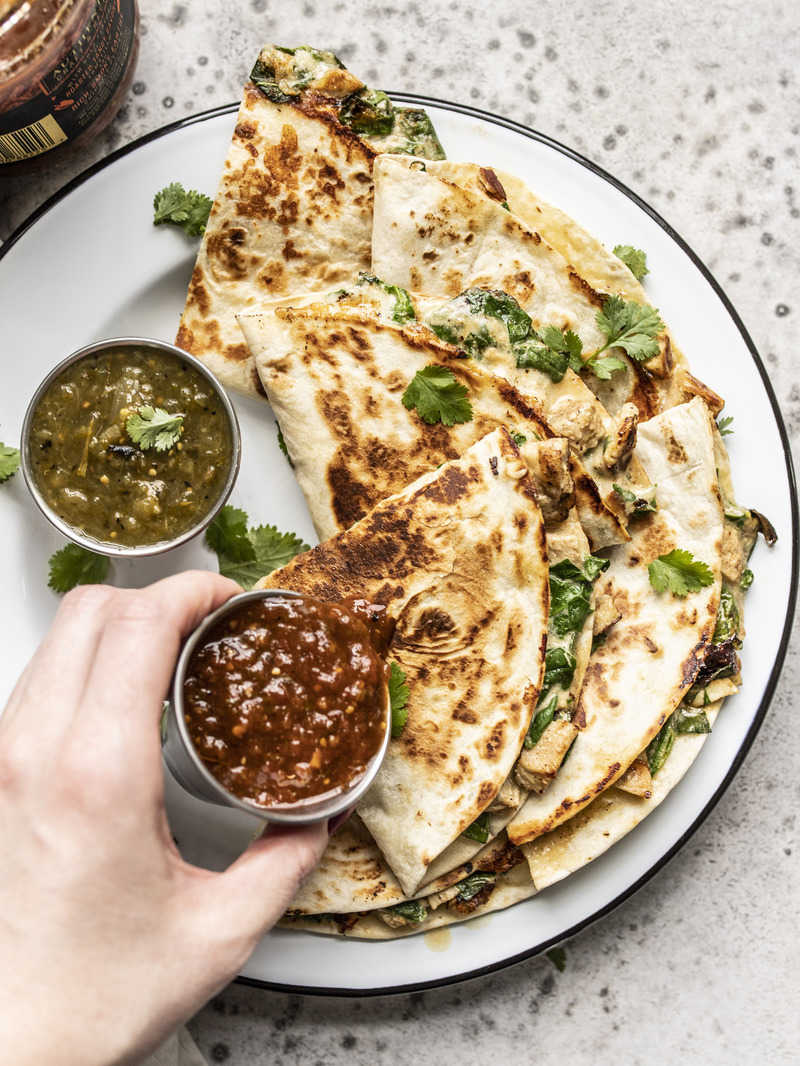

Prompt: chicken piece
xmin=520 ymin=438 xmax=574 ymax=527
xmin=424 ymin=883 xmax=464 ymax=912
xmin=615 ymin=754 xmax=653 ymax=799
xmin=489 ymin=775 xmax=523 ymax=811
xmin=592 ymin=593 xmax=622 ymax=640
xmin=546 ymin=394 xmax=605 ymax=452
xmin=603 ymin=402 xmax=639 ymax=473
xmin=514 ymin=719 xmax=577 ymax=793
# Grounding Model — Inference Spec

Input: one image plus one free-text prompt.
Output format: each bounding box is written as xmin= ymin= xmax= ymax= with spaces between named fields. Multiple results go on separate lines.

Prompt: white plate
xmin=0 ymin=96 xmax=796 ymax=995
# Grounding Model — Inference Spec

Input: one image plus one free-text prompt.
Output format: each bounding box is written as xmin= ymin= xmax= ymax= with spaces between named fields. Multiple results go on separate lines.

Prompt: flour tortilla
xmin=279 ymin=858 xmax=535 ymax=940
xmin=371 ymin=154 xmax=666 ymax=420
xmin=523 ymin=703 xmax=721 ymax=889
xmin=257 ymin=428 xmax=549 ymax=896
xmin=238 ymin=304 xmax=627 ymax=548
xmin=508 ymin=397 xmax=724 ymax=845
xmin=175 ymin=73 xmax=379 ymax=396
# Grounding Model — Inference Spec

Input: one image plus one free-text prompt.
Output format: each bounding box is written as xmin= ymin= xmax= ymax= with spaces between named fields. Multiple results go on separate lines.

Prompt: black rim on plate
xmin=2 ymin=94 xmax=797 ymax=998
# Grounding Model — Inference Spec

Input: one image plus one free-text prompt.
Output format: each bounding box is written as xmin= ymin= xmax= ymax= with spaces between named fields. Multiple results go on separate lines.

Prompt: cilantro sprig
xmin=153 ymin=182 xmax=212 ymax=237
xmin=717 ymin=415 xmax=734 ymax=437
xmin=48 ymin=543 xmax=110 ymax=595
xmin=0 ymin=442 xmax=20 ymax=483
xmin=613 ymin=244 xmax=649 ymax=281
xmin=388 ymin=661 xmax=410 ymax=737
xmin=205 ymin=504 xmax=309 ymax=589
xmin=515 ymin=326 xmax=583 ymax=382
xmin=648 ymin=549 xmax=714 ymax=598
xmin=402 ymin=365 xmax=473 ymax=426
xmin=594 ymin=295 xmax=664 ymax=363
xmin=126 ymin=407 xmax=184 ymax=452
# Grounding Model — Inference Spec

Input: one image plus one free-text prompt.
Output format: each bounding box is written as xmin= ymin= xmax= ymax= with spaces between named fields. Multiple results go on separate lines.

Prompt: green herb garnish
xmin=126 ymin=406 xmax=184 ymax=452
xmin=388 ymin=661 xmax=410 ymax=738
xmin=205 ymin=504 xmax=309 ymax=589
xmin=613 ymin=245 xmax=649 ymax=281
xmin=402 ymin=365 xmax=473 ymax=426
xmin=0 ymin=443 xmax=20 ymax=483
xmin=740 ymin=568 xmax=754 ymax=590
xmin=717 ymin=415 xmax=734 ymax=437
xmin=510 ymin=431 xmax=527 ymax=446
xmin=549 ymin=556 xmax=609 ymax=636
xmin=48 ymin=543 xmax=110 ymax=595
xmin=153 ymin=182 xmax=212 ymax=237
xmin=648 ymin=549 xmax=714 ymax=599
xmin=462 ymin=811 xmax=490 ymax=843
xmin=514 ymin=326 xmax=583 ymax=382
xmin=594 ymin=295 xmax=664 ymax=364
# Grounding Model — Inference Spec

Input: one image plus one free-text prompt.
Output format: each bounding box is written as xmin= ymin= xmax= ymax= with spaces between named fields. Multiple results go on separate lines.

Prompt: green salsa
xmin=28 ymin=345 xmax=233 ymax=548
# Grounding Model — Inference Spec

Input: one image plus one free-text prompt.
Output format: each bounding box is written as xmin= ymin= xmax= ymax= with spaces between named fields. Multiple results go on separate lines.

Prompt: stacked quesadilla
xmin=175 ymin=44 xmax=774 ymax=938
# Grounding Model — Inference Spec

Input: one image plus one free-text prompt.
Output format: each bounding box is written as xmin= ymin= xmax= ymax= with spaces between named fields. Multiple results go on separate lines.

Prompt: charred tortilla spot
xmin=420 ymin=465 xmax=471 ymax=505
xmin=234 ymin=120 xmax=256 ymax=139
xmin=224 ymin=342 xmax=250 ymax=363
xmin=185 ymin=264 xmax=211 ymax=315
xmin=567 ymin=269 xmax=606 ymax=308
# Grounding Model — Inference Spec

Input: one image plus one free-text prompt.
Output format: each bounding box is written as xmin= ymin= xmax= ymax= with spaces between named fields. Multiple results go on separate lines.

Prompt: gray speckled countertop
xmin=2 ymin=2 xmax=798 ymax=1063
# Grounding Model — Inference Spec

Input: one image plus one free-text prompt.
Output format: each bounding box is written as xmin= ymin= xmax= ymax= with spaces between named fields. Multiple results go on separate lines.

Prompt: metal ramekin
xmin=163 ymin=588 xmax=392 ymax=825
xmin=20 ymin=336 xmax=241 ymax=558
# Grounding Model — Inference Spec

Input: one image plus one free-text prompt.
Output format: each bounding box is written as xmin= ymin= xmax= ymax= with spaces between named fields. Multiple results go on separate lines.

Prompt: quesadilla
xmin=508 ymin=397 xmax=724 ymax=845
xmin=257 ymin=428 xmax=550 ymax=896
xmin=238 ymin=301 xmax=627 ymax=548
xmin=176 ymin=45 xmax=444 ymax=396
xmin=523 ymin=702 xmax=722 ymax=890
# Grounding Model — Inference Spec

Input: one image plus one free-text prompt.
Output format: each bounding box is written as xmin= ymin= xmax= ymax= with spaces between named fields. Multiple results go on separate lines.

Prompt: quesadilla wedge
xmin=420 ymin=159 xmax=726 ymax=417
xmin=256 ymin=428 xmax=550 ymax=896
xmin=508 ymin=397 xmax=724 ymax=845
xmin=370 ymin=154 xmax=666 ymax=420
xmin=238 ymin=302 xmax=628 ymax=548
xmin=522 ymin=701 xmax=723 ymax=889
xmin=176 ymin=45 xmax=444 ymax=396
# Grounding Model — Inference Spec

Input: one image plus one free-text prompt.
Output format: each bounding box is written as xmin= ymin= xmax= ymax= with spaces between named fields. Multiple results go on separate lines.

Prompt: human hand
xmin=0 ymin=573 xmax=328 ymax=1066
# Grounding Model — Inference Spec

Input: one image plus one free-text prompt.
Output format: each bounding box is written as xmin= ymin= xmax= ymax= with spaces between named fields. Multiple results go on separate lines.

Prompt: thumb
xmin=203 ymin=821 xmax=329 ymax=945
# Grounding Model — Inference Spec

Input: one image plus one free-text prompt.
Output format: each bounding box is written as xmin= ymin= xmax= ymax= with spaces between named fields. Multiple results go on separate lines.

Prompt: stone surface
xmin=2 ymin=1 xmax=798 ymax=1062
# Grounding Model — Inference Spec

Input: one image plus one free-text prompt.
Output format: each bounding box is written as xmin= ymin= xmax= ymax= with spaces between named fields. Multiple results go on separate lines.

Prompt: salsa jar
xmin=0 ymin=0 xmax=139 ymax=167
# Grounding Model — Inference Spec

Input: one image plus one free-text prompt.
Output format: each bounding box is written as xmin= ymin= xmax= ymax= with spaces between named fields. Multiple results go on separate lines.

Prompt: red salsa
xmin=182 ymin=596 xmax=389 ymax=808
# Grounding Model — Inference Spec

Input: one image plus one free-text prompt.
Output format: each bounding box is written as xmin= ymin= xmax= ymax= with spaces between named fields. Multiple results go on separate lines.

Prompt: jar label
xmin=0 ymin=0 xmax=137 ymax=164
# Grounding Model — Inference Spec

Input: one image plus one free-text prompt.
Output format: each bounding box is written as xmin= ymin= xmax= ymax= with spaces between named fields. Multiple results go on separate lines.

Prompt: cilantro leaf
xmin=612 ymin=482 xmax=658 ymax=515
xmin=515 ymin=326 xmax=583 ymax=382
xmin=717 ymin=415 xmax=734 ymax=437
xmin=647 ymin=716 xmax=676 ymax=775
xmin=648 ymin=549 xmax=714 ymax=598
xmin=674 ymin=705 xmax=712 ymax=735
xmin=510 ymin=430 xmax=527 ymax=446
xmin=462 ymin=288 xmax=532 ymax=344
xmin=205 ymin=505 xmax=309 ymax=589
xmin=153 ymin=182 xmax=212 ymax=237
xmin=389 ymin=661 xmax=410 ymax=737
xmin=613 ymin=244 xmax=649 ymax=281
xmin=205 ymin=505 xmax=254 ymax=563
xmin=402 ymin=365 xmax=473 ymax=426
xmin=582 ymin=352 xmax=628 ymax=380
xmin=740 ymin=568 xmax=754 ymax=590
xmin=126 ymin=406 xmax=184 ymax=452
xmin=546 ymin=946 xmax=567 ymax=972
xmin=0 ymin=442 xmax=20 ymax=483
xmin=462 ymin=811 xmax=490 ymax=843
xmin=48 ymin=543 xmax=110 ymax=595
xmin=594 ymin=295 xmax=664 ymax=363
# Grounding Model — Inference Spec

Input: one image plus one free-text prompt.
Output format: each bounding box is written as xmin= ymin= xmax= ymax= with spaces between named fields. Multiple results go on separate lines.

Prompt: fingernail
xmin=328 ymin=806 xmax=355 ymax=836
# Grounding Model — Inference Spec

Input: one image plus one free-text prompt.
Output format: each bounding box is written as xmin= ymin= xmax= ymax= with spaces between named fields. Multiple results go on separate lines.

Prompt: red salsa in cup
xmin=182 ymin=596 xmax=389 ymax=807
